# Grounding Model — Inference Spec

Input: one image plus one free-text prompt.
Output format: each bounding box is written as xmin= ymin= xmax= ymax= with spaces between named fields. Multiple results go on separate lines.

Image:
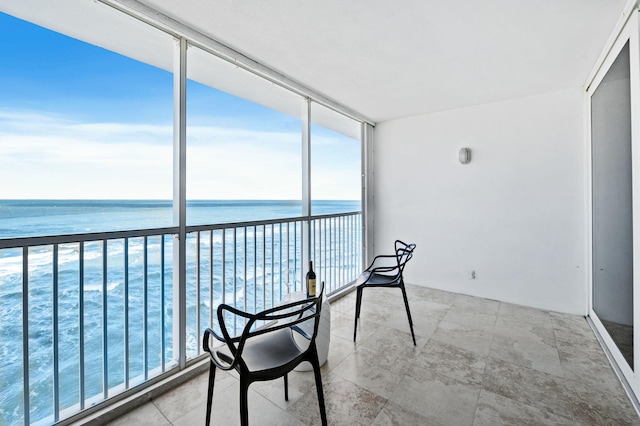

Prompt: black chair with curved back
xmin=353 ymin=240 xmax=417 ymax=345
xmin=203 ymin=283 xmax=327 ymax=426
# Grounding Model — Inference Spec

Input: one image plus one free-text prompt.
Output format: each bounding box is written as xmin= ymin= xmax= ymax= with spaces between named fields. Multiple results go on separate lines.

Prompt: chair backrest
xmin=395 ymin=239 xmax=415 ymax=254
xmin=394 ymin=240 xmax=416 ymax=274
xmin=213 ymin=283 xmax=325 ymax=370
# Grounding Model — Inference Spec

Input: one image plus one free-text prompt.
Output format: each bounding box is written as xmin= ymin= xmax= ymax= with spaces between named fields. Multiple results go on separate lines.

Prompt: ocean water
xmin=0 ymin=199 xmax=360 ymax=425
xmin=0 ymin=199 xmax=359 ymax=239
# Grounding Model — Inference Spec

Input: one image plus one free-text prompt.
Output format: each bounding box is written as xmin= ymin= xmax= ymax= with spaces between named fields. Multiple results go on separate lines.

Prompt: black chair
xmin=203 ymin=284 xmax=327 ymax=426
xmin=353 ymin=240 xmax=417 ymax=345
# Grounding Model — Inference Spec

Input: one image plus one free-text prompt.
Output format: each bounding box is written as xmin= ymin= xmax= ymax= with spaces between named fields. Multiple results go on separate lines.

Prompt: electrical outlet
xmin=468 ymin=270 xmax=476 ymax=280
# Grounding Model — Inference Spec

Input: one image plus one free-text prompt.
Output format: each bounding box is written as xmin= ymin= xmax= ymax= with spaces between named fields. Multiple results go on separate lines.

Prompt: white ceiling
xmin=139 ymin=0 xmax=628 ymax=123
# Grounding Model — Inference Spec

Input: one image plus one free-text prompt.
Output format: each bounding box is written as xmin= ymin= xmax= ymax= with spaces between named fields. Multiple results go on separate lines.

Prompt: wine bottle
xmin=306 ymin=260 xmax=316 ymax=297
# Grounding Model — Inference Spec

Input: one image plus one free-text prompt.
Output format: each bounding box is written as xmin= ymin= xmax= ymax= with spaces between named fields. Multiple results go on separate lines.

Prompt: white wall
xmin=373 ymin=88 xmax=587 ymax=315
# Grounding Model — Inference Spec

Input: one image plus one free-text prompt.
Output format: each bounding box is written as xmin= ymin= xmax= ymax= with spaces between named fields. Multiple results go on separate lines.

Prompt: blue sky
xmin=0 ymin=11 xmax=361 ymax=200
xmin=0 ymin=13 xmax=172 ymax=124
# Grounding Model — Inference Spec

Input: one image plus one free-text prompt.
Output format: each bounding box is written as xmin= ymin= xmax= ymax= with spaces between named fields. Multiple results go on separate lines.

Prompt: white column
xmin=173 ymin=37 xmax=187 ymax=368
xmin=302 ymin=98 xmax=311 ymax=275
xmin=362 ymin=122 xmax=375 ymax=266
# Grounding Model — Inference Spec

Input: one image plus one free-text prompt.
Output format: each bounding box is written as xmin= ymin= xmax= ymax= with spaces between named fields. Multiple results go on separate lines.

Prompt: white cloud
xmin=0 ymin=110 xmax=169 ymax=198
xmin=0 ymin=109 xmax=360 ymax=200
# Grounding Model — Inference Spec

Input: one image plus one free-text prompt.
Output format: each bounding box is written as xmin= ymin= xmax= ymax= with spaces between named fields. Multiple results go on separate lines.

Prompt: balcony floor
xmin=105 ymin=284 xmax=639 ymax=425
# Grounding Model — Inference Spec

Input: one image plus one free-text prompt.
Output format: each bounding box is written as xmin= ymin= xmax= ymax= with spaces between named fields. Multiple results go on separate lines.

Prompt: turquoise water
xmin=0 ymin=200 xmax=359 ymax=425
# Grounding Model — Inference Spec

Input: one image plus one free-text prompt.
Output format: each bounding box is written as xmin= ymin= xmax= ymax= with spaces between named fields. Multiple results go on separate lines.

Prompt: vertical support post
xmin=244 ymin=227 xmax=248 ymax=312
xmin=294 ymin=221 xmax=298 ymax=285
xmin=270 ymin=225 xmax=275 ymax=306
xmin=143 ymin=236 xmax=149 ymax=378
xmin=222 ymin=230 xmax=227 ymax=305
xmin=362 ymin=123 xmax=374 ymax=268
xmin=173 ymin=37 xmax=188 ymax=369
xmin=53 ymin=244 xmax=60 ymax=422
xmin=279 ymin=224 xmax=283 ymax=296
xmin=210 ymin=231 xmax=214 ymax=328
xmin=102 ymin=240 xmax=108 ymax=399
xmin=160 ymin=237 xmax=166 ymax=372
xmin=233 ymin=229 xmax=237 ymax=329
xmin=253 ymin=227 xmax=257 ymax=312
xmin=79 ymin=242 xmax=86 ymax=408
xmin=196 ymin=232 xmax=201 ymax=352
xmin=262 ymin=225 xmax=266 ymax=308
xmin=124 ymin=239 xmax=129 ymax=388
xmin=302 ymin=98 xmax=312 ymax=274
xmin=318 ymin=218 xmax=323 ymax=287
xmin=22 ymin=247 xmax=30 ymax=426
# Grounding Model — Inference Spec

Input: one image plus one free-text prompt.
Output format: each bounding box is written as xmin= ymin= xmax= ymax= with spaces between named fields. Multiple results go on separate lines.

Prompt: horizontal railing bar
xmin=0 ymin=211 xmax=360 ymax=249
xmin=0 ymin=227 xmax=179 ymax=249
xmin=184 ymin=210 xmax=359 ymax=233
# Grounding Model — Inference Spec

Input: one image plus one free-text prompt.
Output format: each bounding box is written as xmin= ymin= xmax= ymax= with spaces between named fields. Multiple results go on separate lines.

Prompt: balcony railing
xmin=0 ymin=211 xmax=362 ymax=425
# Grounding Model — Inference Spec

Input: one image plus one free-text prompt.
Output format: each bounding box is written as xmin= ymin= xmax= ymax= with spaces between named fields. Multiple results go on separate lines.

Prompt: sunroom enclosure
xmin=8 ymin=0 xmax=640 ymax=425
xmin=0 ymin=2 xmax=369 ymax=425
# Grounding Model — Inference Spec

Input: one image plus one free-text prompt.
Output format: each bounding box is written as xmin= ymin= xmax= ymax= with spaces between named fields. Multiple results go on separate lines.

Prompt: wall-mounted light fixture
xmin=459 ymin=147 xmax=471 ymax=164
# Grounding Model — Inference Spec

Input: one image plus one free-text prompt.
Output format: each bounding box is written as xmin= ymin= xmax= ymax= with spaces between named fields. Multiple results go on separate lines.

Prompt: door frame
xmin=587 ymin=7 xmax=640 ymax=398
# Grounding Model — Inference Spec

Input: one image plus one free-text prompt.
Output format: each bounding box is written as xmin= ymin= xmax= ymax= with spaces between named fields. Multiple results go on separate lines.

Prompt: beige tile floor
xmin=106 ymin=285 xmax=640 ymax=425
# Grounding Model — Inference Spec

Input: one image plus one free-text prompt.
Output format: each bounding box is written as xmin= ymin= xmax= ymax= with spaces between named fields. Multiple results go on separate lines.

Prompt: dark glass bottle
xmin=306 ymin=261 xmax=316 ymax=297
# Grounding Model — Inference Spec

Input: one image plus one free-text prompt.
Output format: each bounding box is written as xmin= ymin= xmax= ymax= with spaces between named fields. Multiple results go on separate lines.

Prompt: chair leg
xmin=239 ymin=376 xmax=250 ymax=426
xmin=354 ymin=286 xmax=363 ymax=342
xmin=400 ymin=284 xmax=416 ymax=346
xmin=284 ymin=373 xmax=289 ymax=401
xmin=205 ymin=361 xmax=216 ymax=426
xmin=310 ymin=349 xmax=328 ymax=426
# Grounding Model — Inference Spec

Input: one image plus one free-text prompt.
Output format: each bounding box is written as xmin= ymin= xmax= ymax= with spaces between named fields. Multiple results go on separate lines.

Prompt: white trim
xmin=631 ymin=10 xmax=640 ymax=390
xmin=586 ymin=316 xmax=640 ymax=417
xmin=361 ymin=123 xmax=369 ymax=268
xmin=360 ymin=122 xmax=366 ymax=267
xmin=589 ymin=310 xmax=636 ymax=388
xmin=363 ymin=123 xmax=375 ymax=265
xmin=587 ymin=21 xmax=635 ymax=98
xmin=585 ymin=89 xmax=593 ymax=319
xmin=585 ymin=0 xmax=639 ymax=91
xmin=302 ymin=98 xmax=311 ymax=270
xmin=172 ymin=37 xmax=188 ymax=369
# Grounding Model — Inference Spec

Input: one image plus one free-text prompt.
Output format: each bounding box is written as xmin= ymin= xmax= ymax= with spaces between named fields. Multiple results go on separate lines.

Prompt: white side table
xmin=280 ymin=289 xmax=331 ymax=371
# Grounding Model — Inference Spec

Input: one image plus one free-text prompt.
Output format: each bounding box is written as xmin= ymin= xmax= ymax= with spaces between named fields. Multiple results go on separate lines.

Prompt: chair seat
xmin=216 ymin=328 xmax=304 ymax=373
xmin=355 ymin=271 xmax=400 ymax=287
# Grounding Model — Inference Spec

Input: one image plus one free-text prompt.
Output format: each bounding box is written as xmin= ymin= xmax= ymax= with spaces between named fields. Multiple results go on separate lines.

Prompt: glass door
xmin=591 ymin=40 xmax=633 ymax=369
xmin=589 ymin=10 xmax=639 ymax=395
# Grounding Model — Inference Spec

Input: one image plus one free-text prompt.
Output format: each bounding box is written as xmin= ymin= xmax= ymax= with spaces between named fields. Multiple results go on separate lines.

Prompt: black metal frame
xmin=353 ymin=240 xmax=417 ymax=345
xmin=203 ymin=285 xmax=327 ymax=426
